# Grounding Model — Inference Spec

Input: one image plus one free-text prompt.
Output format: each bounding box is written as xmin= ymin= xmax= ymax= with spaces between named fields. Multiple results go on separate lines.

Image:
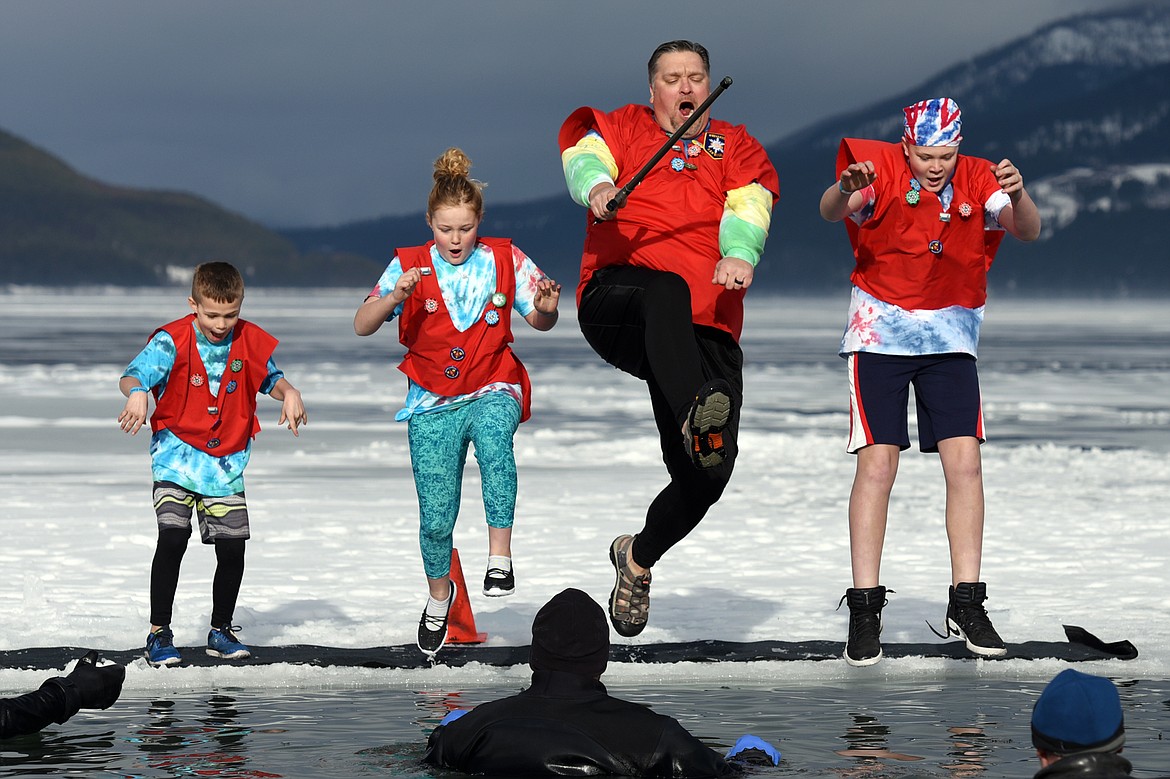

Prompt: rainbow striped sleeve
xmin=561 ymin=131 xmax=618 ymax=207
xmin=719 ymin=182 xmax=773 ymax=267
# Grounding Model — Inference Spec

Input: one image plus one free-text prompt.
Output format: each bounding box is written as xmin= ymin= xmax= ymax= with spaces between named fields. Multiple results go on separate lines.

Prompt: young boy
xmin=819 ymin=98 xmax=1041 ymax=666
xmin=118 ymin=262 xmax=307 ymax=666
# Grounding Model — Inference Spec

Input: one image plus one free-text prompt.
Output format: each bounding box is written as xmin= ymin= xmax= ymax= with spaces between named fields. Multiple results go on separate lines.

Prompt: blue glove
xmin=438 ymin=709 xmax=470 ymax=726
xmin=725 ymin=734 xmax=780 ymax=766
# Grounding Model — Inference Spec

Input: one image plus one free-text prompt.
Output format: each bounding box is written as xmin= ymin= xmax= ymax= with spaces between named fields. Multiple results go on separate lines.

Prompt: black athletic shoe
xmin=942 ymin=581 xmax=1006 ymax=657
xmin=608 ymin=535 xmax=651 ymax=637
xmin=417 ymin=582 xmax=456 ymax=657
xmin=840 ymin=586 xmax=888 ymax=667
xmin=483 ymin=561 xmax=515 ymax=597
xmin=685 ymin=379 xmax=734 ymax=469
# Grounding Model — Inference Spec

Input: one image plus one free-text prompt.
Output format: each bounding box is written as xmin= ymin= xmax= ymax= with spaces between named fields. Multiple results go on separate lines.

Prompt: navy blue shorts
xmin=847 ymin=352 xmax=984 ymax=454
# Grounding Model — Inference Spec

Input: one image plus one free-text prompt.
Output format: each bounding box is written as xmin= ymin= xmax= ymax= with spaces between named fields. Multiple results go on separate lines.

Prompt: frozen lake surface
xmin=1 ymin=288 xmax=1167 ymax=775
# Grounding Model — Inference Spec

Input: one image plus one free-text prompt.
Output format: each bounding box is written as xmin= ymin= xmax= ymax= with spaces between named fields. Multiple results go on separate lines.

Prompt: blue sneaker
xmin=206 ymin=626 xmax=251 ymax=660
xmin=145 ymin=627 xmax=182 ymax=667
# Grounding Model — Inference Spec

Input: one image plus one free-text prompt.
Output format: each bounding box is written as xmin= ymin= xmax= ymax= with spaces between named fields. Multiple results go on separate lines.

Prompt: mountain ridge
xmin=2 ymin=2 xmax=1166 ymax=293
xmin=0 ymin=128 xmax=378 ymax=286
xmin=285 ymin=2 xmax=1170 ymax=295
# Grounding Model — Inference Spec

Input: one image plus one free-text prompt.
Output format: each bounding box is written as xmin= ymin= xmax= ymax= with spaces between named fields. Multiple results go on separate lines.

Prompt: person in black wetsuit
xmin=423 ymin=588 xmax=778 ymax=776
xmin=1 ymin=651 xmax=125 ymax=739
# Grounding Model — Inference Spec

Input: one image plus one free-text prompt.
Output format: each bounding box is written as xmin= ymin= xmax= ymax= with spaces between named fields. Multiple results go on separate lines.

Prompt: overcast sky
xmin=0 ymin=0 xmax=1130 ymax=228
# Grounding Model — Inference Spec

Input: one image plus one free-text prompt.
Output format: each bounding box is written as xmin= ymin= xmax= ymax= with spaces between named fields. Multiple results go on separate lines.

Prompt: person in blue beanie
xmin=1031 ymin=669 xmax=1145 ymax=778
xmin=424 ymin=588 xmax=779 ymax=776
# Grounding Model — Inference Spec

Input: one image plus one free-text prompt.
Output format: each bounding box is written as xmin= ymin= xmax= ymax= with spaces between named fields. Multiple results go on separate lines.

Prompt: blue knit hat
xmin=1031 ymin=669 xmax=1125 ymax=755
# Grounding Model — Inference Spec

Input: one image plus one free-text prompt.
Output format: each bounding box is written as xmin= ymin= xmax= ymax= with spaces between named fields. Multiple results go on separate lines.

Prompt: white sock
xmin=487 ymin=555 xmax=512 ymax=574
xmin=425 ymin=586 xmax=453 ymax=618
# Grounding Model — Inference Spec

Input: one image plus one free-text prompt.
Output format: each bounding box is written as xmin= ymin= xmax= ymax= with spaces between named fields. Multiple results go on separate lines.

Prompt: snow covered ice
xmin=0 ymin=289 xmax=1167 ymax=694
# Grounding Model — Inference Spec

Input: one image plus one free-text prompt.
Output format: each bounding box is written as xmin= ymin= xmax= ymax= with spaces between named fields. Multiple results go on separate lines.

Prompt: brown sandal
xmin=686 ymin=379 xmax=733 ymax=469
xmin=608 ymin=535 xmax=651 ymax=637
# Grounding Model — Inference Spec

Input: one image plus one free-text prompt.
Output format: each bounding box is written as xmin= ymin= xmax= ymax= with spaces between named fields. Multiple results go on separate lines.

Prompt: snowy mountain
xmin=768 ymin=1 xmax=1170 ymax=295
xmin=286 ymin=2 xmax=1170 ymax=296
xmin=1 ymin=4 xmax=1163 ymax=292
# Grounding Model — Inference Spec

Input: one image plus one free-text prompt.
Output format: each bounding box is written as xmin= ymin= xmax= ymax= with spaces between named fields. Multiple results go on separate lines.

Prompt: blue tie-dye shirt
xmin=123 ymin=319 xmax=283 ymax=496
xmin=839 ymin=183 xmax=1010 ymax=358
xmin=369 ymin=242 xmax=546 ymax=421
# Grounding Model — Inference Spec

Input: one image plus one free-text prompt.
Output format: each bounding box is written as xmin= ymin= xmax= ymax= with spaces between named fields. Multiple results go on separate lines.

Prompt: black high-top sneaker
xmin=945 ymin=581 xmax=1006 ymax=657
xmin=839 ymin=585 xmax=888 ymax=667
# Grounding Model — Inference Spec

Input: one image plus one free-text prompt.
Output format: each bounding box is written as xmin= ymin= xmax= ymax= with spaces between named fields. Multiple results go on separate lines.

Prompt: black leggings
xmin=579 ymin=266 xmax=743 ymax=568
xmin=149 ymin=527 xmax=246 ymax=629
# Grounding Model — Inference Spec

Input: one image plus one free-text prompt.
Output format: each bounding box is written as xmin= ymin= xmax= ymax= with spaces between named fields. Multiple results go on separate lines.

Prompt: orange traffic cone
xmin=445 ymin=548 xmax=487 ymax=644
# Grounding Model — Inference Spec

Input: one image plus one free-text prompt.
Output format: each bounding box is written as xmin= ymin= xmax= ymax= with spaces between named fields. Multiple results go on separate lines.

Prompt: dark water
xmin=1 ymin=678 xmax=1167 ymax=778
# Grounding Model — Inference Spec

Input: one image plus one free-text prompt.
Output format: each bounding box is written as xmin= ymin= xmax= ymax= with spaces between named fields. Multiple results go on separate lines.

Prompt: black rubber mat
xmin=0 ymin=626 xmax=1135 ymax=671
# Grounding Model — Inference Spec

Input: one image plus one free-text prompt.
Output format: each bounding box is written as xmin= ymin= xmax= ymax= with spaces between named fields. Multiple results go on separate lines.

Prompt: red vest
xmin=837 ymin=139 xmax=1005 ymax=310
xmin=150 ymin=315 xmax=278 ymax=455
xmin=558 ymin=104 xmax=779 ymax=341
xmin=396 ymin=239 xmax=533 ymax=422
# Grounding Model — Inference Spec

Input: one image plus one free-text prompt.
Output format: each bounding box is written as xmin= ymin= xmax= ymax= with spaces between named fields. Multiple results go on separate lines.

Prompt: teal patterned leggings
xmin=408 ymin=392 xmax=521 ymax=579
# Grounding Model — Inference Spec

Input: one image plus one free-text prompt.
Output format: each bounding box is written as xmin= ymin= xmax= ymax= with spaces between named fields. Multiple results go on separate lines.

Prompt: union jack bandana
xmin=903 ymin=97 xmax=962 ymax=147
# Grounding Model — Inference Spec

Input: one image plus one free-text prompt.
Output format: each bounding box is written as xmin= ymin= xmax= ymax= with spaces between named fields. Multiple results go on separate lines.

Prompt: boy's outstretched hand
xmin=839 ymin=160 xmax=877 ymax=193
xmin=990 ymin=157 xmax=1041 ymax=241
xmin=271 ymin=379 xmax=308 ymax=436
xmin=991 ymin=158 xmax=1025 ymax=197
xmin=117 ymin=380 xmax=150 ymax=435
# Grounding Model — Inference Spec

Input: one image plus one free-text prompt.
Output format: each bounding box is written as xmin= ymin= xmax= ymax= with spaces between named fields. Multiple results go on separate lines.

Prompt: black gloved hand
xmin=64 ymin=650 xmax=125 ymax=710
